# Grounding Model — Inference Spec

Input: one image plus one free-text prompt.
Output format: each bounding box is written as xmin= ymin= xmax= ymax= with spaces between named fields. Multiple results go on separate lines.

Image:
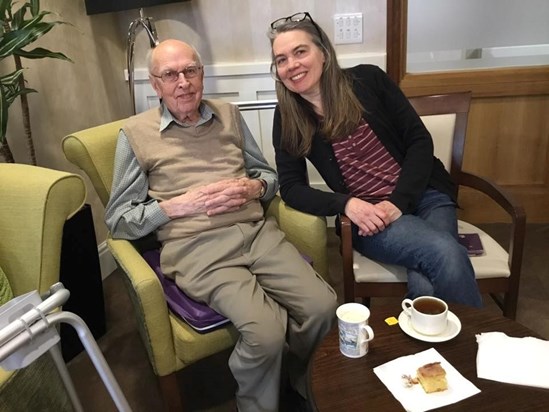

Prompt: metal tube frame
xmin=127 ymin=8 xmax=160 ymax=114
xmin=0 ymin=284 xmax=131 ymax=412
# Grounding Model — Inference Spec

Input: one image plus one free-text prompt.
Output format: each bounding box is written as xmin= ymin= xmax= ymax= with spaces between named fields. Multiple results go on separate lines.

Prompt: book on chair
xmin=458 ymin=233 xmax=485 ymax=256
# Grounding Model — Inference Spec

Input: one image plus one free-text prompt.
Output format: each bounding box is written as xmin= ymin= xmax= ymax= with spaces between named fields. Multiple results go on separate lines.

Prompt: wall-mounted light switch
xmin=334 ymin=13 xmax=363 ymax=45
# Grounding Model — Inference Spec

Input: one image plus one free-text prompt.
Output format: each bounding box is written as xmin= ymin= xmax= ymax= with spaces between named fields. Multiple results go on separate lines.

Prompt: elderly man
xmin=105 ymin=39 xmax=337 ymax=412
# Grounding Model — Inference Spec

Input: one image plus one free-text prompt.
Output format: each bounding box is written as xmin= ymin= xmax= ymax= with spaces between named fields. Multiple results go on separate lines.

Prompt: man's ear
xmin=149 ymin=76 xmax=162 ymax=98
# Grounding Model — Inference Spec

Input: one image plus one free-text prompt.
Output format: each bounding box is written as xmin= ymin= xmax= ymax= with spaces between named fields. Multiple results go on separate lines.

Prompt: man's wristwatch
xmin=258 ymin=179 xmax=267 ymax=199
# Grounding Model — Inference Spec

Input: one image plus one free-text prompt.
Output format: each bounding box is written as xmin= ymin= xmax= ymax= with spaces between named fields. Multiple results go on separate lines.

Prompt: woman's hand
xmin=344 ymin=197 xmax=387 ymax=236
xmin=374 ymin=200 xmax=402 ymax=225
xmin=344 ymin=198 xmax=402 ymax=236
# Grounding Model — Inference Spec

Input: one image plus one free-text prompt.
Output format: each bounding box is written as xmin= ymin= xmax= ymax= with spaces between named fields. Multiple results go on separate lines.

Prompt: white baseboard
xmin=98 ymin=241 xmax=117 ymax=280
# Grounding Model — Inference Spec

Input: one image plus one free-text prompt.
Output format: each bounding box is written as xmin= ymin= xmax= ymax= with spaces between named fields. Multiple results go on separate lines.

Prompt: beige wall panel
xmin=466 ymin=96 xmax=549 ymax=185
xmin=459 ymin=95 xmax=549 ymax=223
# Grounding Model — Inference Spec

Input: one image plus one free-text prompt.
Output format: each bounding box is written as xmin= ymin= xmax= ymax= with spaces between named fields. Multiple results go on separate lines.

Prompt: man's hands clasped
xmin=159 ymin=178 xmax=263 ymax=219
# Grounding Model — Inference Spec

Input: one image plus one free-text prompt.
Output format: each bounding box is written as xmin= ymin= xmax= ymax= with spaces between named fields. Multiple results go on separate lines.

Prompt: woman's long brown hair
xmin=269 ymin=19 xmax=363 ymax=157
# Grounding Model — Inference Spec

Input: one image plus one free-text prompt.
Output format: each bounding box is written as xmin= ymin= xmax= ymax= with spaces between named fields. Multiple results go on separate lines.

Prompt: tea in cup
xmin=336 ymin=303 xmax=375 ymax=358
xmin=401 ymin=296 xmax=448 ymax=336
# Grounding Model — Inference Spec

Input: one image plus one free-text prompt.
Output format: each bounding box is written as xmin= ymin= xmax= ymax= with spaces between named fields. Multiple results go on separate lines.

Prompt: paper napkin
xmin=374 ymin=347 xmax=480 ymax=412
xmin=476 ymin=332 xmax=549 ymax=389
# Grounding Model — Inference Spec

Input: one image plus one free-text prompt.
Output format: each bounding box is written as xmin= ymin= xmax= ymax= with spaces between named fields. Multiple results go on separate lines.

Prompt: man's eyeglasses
xmin=270 ymin=11 xmax=322 ymax=39
xmin=151 ymin=65 xmax=202 ymax=83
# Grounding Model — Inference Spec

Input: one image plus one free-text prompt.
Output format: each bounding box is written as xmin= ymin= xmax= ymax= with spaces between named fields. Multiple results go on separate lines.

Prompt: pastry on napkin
xmin=476 ymin=332 xmax=549 ymax=389
xmin=374 ymin=348 xmax=480 ymax=412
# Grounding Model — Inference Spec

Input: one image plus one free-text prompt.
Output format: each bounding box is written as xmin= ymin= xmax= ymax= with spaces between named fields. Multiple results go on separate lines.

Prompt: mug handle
xmin=361 ymin=324 xmax=375 ymax=343
xmin=402 ymin=298 xmax=414 ymax=317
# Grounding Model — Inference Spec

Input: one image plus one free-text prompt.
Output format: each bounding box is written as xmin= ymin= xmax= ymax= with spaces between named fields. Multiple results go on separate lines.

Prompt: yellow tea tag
xmin=385 ymin=316 xmax=399 ymax=326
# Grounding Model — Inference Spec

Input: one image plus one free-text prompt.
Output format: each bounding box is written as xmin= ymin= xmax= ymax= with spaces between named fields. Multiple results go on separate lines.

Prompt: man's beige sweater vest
xmin=123 ymin=99 xmax=264 ymax=241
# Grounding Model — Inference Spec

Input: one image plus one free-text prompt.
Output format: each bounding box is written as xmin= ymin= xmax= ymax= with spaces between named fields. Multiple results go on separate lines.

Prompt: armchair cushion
xmin=352 ymin=220 xmax=511 ymax=284
xmin=142 ymin=249 xmax=230 ymax=332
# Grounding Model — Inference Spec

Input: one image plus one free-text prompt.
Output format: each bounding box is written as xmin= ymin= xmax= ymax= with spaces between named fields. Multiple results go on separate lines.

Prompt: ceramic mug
xmin=336 ymin=303 xmax=375 ymax=358
xmin=401 ymin=296 xmax=448 ymax=336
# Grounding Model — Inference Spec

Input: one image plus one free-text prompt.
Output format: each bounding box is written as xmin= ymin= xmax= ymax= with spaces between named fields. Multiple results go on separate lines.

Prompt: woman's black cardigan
xmin=272 ymin=64 xmax=455 ymax=217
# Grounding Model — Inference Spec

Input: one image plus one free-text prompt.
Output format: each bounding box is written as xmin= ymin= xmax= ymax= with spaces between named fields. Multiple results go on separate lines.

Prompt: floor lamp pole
xmin=127 ymin=8 xmax=160 ymax=115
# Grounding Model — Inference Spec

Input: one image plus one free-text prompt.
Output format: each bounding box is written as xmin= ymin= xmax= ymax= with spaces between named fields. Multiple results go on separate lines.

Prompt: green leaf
xmin=0 ymin=22 xmax=56 ymax=58
xmin=0 ymin=29 xmax=38 ymax=58
xmin=0 ymin=1 xmax=13 ymax=18
xmin=15 ymin=46 xmax=72 ymax=61
xmin=10 ymin=2 xmax=30 ymax=30
xmin=30 ymin=0 xmax=39 ymax=17
xmin=16 ymin=10 xmax=50 ymax=31
xmin=0 ymin=68 xmax=25 ymax=85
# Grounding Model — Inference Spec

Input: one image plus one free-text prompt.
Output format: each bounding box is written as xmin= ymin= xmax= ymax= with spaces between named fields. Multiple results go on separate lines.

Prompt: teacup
xmin=401 ymin=296 xmax=448 ymax=336
xmin=336 ymin=303 xmax=375 ymax=358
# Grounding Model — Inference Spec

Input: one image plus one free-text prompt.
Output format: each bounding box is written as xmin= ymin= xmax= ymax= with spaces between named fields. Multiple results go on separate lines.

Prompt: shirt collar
xmin=159 ymin=102 xmax=215 ymax=131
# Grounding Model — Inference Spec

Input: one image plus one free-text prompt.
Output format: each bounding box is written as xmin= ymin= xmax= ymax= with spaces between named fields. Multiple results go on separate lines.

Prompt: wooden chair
xmin=62 ymin=101 xmax=328 ymax=411
xmin=341 ymin=92 xmax=526 ymax=319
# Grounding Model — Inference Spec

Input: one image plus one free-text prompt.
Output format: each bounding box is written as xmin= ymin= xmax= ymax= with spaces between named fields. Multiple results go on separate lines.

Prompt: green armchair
xmin=62 ymin=112 xmax=328 ymax=410
xmin=0 ymin=164 xmax=86 ymax=411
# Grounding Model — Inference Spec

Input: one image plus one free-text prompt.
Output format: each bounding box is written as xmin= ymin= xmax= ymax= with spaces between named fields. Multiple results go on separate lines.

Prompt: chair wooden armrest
xmin=340 ymin=215 xmax=355 ymax=303
xmin=458 ymin=171 xmax=526 ymax=222
xmin=457 ymin=171 xmax=526 ymax=313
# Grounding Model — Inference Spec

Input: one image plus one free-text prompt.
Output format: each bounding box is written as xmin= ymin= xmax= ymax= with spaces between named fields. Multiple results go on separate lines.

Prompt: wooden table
xmin=307 ymin=304 xmax=549 ymax=411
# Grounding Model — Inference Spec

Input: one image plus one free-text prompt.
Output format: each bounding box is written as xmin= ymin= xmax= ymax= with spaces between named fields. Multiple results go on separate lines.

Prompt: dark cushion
xmin=141 ymin=250 xmax=230 ymax=332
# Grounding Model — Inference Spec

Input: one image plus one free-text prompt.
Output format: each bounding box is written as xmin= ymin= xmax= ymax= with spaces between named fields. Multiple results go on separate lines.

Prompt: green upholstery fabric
xmin=62 ymin=115 xmax=329 ymax=385
xmin=0 ymin=266 xmax=13 ymax=305
xmin=265 ymin=196 xmax=328 ymax=282
xmin=0 ymin=356 xmax=72 ymax=412
xmin=0 ymin=164 xmax=86 ymax=411
xmin=0 ymin=164 xmax=86 ymax=296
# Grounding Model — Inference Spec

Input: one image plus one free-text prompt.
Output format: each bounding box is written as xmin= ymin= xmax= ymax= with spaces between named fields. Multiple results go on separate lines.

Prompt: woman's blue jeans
xmin=352 ymin=189 xmax=483 ymax=307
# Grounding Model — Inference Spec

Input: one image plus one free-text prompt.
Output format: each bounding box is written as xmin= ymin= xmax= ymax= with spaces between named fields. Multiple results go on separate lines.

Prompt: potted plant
xmin=0 ymin=0 xmax=71 ymax=164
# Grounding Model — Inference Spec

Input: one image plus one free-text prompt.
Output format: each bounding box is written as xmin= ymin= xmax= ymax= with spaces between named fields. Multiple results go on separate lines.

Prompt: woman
xmin=268 ymin=12 xmax=482 ymax=307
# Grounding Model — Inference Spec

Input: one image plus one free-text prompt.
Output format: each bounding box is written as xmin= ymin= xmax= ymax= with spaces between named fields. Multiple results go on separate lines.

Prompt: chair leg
xmin=158 ymin=373 xmax=184 ymax=412
xmin=502 ymin=292 xmax=518 ymax=320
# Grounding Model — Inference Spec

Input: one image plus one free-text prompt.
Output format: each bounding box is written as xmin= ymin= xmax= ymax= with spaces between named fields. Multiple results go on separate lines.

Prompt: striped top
xmin=332 ymin=119 xmax=401 ymax=202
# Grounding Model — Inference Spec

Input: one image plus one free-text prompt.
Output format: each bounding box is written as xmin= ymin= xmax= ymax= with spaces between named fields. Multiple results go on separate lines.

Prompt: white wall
xmin=407 ymin=0 xmax=549 ymax=71
xmin=117 ymin=0 xmax=386 ymax=68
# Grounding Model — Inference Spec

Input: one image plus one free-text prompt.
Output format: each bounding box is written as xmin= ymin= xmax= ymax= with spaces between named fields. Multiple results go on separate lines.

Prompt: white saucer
xmin=397 ymin=310 xmax=461 ymax=343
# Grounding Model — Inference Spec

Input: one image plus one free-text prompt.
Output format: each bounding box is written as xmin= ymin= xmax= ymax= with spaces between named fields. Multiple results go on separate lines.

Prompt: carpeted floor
xmin=66 ymin=224 xmax=549 ymax=411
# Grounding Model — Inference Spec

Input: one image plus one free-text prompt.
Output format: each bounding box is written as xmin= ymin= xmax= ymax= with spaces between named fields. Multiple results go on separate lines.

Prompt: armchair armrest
xmin=107 ymin=237 xmax=177 ymax=376
xmin=264 ymin=196 xmax=329 ymax=281
xmin=457 ymin=171 xmax=526 ymax=291
xmin=0 ymin=164 xmax=85 ymax=296
xmin=458 ymin=171 xmax=526 ymax=222
xmin=339 ymin=215 xmax=355 ymax=303
xmin=62 ymin=119 xmax=126 ymax=207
